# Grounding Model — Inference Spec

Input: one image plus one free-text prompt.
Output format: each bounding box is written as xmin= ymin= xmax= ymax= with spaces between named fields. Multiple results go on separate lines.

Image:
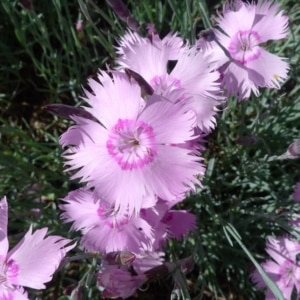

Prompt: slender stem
xmin=185 ymin=0 xmax=195 ymax=44
xmin=198 ymin=0 xmax=211 ymax=29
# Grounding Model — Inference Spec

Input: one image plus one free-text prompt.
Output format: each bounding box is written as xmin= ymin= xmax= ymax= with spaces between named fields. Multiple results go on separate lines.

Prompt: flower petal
xmin=8 ymin=227 xmax=75 ymax=289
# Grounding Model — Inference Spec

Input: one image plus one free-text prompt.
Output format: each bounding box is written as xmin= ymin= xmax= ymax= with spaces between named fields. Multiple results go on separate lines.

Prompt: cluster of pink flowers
xmin=0 ymin=0 xmax=293 ymax=299
xmin=42 ymin=0 xmax=290 ymax=298
xmin=59 ymin=29 xmax=212 ymax=297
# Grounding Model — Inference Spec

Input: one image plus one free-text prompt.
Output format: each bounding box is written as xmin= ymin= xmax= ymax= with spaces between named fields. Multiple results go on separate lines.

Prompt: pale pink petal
xmin=90 ymin=162 xmax=156 ymax=214
xmin=0 ymin=288 xmax=29 ymax=300
xmin=246 ymin=49 xmax=289 ymax=90
xmin=8 ymin=227 xmax=75 ymax=289
xmin=283 ymin=238 xmax=300 ymax=261
xmin=60 ymin=188 xmax=104 ymax=232
xmin=162 ymin=210 xmax=196 ymax=239
xmin=83 ymin=71 xmax=143 ymax=130
xmin=81 ymin=215 xmax=153 ymax=253
xmin=277 ymin=279 xmax=294 ymax=300
xmin=139 ymin=95 xmax=197 ymax=144
xmin=116 ymin=35 xmax=170 ymax=82
xmin=197 ymin=37 xmax=227 ymax=68
xmin=170 ymin=48 xmax=222 ymax=132
xmin=265 ymin=236 xmax=288 ymax=265
xmin=220 ymin=60 xmax=259 ymax=99
xmin=215 ymin=4 xmax=256 ymax=38
xmin=253 ymin=0 xmax=289 ymax=42
xmin=261 ymin=259 xmax=281 ymax=275
xmin=133 ymin=251 xmax=164 ymax=273
xmin=142 ymin=145 xmax=203 ymax=201
xmin=160 ymin=32 xmax=184 ymax=60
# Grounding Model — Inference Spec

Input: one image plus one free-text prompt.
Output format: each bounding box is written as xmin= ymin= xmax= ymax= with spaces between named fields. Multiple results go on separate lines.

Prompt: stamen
xmin=228 ymin=30 xmax=261 ymax=64
xmin=107 ymin=119 xmax=157 ymax=170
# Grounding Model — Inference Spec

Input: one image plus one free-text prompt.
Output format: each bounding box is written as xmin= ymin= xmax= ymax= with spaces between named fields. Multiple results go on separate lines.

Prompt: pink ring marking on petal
xmin=106 ymin=119 xmax=157 ymax=170
xmin=228 ymin=30 xmax=261 ymax=64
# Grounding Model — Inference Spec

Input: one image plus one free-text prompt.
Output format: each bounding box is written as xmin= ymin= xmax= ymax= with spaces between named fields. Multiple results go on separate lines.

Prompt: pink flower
xmin=0 ymin=197 xmax=75 ymax=299
xmin=60 ymin=188 xmax=154 ymax=253
xmin=117 ymin=30 xmax=184 ymax=61
xmin=251 ymin=236 xmax=300 ymax=299
xmin=97 ymin=264 xmax=147 ymax=299
xmin=116 ymin=31 xmax=221 ymax=132
xmin=60 ymin=70 xmax=204 ymax=215
xmin=211 ymin=0 xmax=289 ymax=99
xmin=76 ymin=20 xmax=84 ymax=33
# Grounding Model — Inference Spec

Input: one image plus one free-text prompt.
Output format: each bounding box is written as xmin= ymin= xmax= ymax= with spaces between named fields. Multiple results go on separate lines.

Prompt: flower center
xmin=228 ymin=30 xmax=261 ymax=64
xmin=97 ymin=207 xmax=130 ymax=230
xmin=106 ymin=119 xmax=156 ymax=170
xmin=279 ymin=259 xmax=297 ymax=288
xmin=150 ymin=75 xmax=182 ymax=95
xmin=0 ymin=257 xmax=18 ymax=292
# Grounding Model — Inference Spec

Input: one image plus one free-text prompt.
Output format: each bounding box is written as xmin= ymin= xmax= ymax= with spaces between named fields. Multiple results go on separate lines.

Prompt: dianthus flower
xmin=60 ymin=70 xmax=204 ymax=215
xmin=251 ymin=236 xmax=300 ymax=299
xmin=116 ymin=31 xmax=221 ymax=132
xmin=60 ymin=188 xmax=153 ymax=253
xmin=206 ymin=0 xmax=289 ymax=99
xmin=0 ymin=197 xmax=75 ymax=299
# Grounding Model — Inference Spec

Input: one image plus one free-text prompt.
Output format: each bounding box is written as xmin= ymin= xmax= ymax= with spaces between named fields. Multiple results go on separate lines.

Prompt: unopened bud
xmin=198 ymin=29 xmax=215 ymax=42
xmin=70 ymin=286 xmax=84 ymax=300
xmin=288 ymin=139 xmax=300 ymax=157
xmin=76 ymin=20 xmax=84 ymax=33
xmin=106 ymin=0 xmax=140 ymax=31
xmin=125 ymin=68 xmax=154 ymax=97
xmin=43 ymin=104 xmax=97 ymax=122
xmin=105 ymin=251 xmax=136 ymax=265
xmin=19 ymin=0 xmax=33 ymax=10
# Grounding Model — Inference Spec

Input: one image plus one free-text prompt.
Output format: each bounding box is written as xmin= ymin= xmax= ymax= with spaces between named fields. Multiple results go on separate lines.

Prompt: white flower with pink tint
xmin=213 ymin=0 xmax=289 ymax=99
xmin=60 ymin=70 xmax=204 ymax=216
xmin=251 ymin=236 xmax=300 ymax=299
xmin=116 ymin=31 xmax=221 ymax=132
xmin=0 ymin=197 xmax=75 ymax=299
